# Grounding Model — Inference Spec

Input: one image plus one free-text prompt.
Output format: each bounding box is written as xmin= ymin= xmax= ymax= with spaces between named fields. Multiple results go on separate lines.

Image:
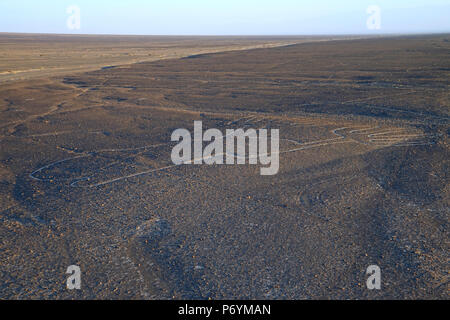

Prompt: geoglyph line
xmin=29 ymin=117 xmax=436 ymax=188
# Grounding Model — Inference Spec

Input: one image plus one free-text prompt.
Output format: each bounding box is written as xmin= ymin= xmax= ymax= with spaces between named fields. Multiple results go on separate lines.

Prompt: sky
xmin=0 ymin=0 xmax=449 ymax=35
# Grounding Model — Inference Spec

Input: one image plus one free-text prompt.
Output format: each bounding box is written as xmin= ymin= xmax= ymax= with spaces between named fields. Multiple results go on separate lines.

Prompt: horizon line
xmin=1 ymin=31 xmax=449 ymax=37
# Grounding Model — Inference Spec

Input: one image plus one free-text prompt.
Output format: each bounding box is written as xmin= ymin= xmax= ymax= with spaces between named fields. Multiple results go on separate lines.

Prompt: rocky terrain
xmin=0 ymin=34 xmax=448 ymax=299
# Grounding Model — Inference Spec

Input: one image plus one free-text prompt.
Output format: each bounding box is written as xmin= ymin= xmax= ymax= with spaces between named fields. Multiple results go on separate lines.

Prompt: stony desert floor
xmin=0 ymin=34 xmax=448 ymax=299
xmin=0 ymin=34 xmax=354 ymax=83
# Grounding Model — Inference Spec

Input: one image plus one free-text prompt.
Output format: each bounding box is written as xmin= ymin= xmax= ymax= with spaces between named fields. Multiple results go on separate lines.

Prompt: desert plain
xmin=0 ymin=33 xmax=448 ymax=299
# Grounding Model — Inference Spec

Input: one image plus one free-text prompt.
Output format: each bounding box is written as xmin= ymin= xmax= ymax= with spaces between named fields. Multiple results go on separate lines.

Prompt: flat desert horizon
xmin=0 ymin=33 xmax=448 ymax=300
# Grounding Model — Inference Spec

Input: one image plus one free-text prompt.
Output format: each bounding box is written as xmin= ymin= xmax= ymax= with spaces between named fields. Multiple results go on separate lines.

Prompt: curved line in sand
xmin=29 ymin=118 xmax=435 ymax=188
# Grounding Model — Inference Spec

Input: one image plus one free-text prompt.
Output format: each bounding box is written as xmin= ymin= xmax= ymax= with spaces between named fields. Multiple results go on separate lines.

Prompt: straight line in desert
xmin=0 ymin=35 xmax=371 ymax=83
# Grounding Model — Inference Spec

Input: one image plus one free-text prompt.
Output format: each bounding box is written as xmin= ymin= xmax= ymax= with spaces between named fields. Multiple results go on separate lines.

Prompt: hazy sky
xmin=1 ymin=0 xmax=449 ymax=35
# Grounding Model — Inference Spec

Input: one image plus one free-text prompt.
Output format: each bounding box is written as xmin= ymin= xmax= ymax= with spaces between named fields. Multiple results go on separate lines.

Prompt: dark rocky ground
xmin=0 ymin=35 xmax=448 ymax=299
